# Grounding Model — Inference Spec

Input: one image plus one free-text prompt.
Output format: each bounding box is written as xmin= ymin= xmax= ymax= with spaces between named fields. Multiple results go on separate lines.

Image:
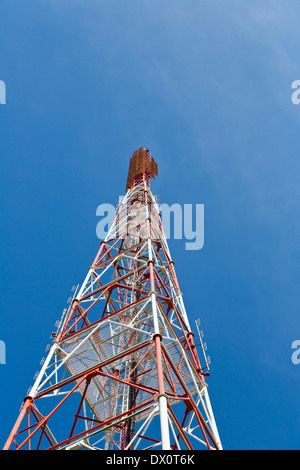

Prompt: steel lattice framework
xmin=4 ymin=148 xmax=222 ymax=451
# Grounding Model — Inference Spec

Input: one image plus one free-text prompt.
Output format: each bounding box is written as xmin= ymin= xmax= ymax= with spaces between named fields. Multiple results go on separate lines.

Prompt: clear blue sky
xmin=1 ymin=0 xmax=300 ymax=450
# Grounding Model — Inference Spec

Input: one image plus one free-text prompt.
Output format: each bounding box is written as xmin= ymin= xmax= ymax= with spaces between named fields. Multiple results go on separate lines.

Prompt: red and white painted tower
xmin=4 ymin=148 xmax=222 ymax=450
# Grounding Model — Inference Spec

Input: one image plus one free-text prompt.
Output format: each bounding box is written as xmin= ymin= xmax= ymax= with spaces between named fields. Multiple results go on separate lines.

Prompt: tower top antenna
xmin=126 ymin=147 xmax=158 ymax=191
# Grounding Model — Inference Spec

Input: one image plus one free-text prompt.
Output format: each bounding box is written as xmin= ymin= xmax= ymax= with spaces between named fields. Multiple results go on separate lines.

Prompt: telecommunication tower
xmin=4 ymin=148 xmax=222 ymax=450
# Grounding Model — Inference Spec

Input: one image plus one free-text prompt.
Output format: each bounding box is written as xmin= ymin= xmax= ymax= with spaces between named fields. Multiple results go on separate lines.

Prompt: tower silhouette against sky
xmin=4 ymin=148 xmax=222 ymax=450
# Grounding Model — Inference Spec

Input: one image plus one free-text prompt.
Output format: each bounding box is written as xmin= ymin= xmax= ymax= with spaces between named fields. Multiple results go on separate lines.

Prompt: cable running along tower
xmin=4 ymin=148 xmax=222 ymax=450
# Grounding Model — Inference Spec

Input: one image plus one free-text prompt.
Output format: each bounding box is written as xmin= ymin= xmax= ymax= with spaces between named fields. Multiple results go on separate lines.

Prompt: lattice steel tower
xmin=4 ymin=148 xmax=222 ymax=450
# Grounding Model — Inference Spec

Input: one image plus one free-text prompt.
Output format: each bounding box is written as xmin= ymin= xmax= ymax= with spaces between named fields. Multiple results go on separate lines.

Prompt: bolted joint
xmin=149 ymin=290 xmax=157 ymax=297
xmin=22 ymin=395 xmax=33 ymax=405
xmin=156 ymin=393 xmax=169 ymax=402
xmin=153 ymin=333 xmax=162 ymax=341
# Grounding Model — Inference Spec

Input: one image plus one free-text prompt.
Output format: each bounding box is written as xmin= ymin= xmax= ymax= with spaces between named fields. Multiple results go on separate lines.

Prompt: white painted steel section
xmin=28 ymin=342 xmax=58 ymax=398
xmin=158 ymin=395 xmax=171 ymax=450
xmin=202 ymin=386 xmax=222 ymax=450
